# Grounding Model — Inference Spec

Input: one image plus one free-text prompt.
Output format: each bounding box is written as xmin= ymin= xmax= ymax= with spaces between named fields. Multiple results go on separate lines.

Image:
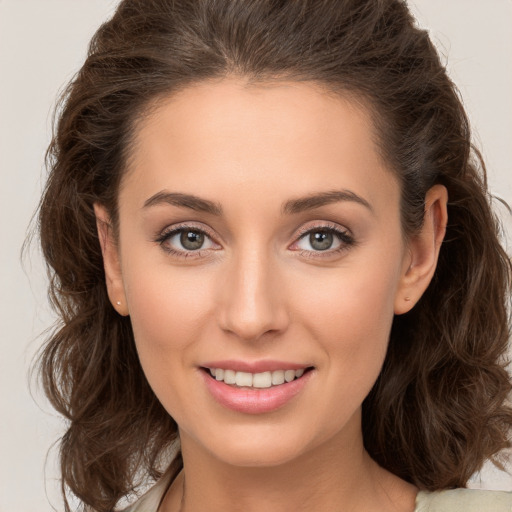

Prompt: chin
xmin=188 ymin=424 xmax=312 ymax=468
xmin=212 ymin=443 xmax=304 ymax=468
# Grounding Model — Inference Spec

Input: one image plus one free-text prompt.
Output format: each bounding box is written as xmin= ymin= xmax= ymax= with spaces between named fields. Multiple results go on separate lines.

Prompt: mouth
xmin=200 ymin=366 xmax=315 ymax=389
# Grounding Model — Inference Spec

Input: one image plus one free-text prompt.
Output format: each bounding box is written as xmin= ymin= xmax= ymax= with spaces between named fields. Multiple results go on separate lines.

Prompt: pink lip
xmin=200 ymin=367 xmax=314 ymax=414
xmin=201 ymin=359 xmax=311 ymax=373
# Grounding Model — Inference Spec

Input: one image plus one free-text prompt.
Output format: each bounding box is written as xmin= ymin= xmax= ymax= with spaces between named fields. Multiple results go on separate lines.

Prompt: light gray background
xmin=1 ymin=1 xmax=511 ymax=511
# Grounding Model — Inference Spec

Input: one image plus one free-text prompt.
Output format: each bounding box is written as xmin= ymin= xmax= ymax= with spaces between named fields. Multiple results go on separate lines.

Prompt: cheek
xmin=296 ymin=252 xmax=399 ymax=335
xmin=122 ymin=260 xmax=215 ymax=383
xmin=293 ymin=252 xmax=401 ymax=396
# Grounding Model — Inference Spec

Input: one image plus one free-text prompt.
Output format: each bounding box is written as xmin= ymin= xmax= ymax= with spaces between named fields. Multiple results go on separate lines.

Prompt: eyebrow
xmin=143 ymin=191 xmax=223 ymax=216
xmin=142 ymin=188 xmax=373 ymax=216
xmin=282 ymin=189 xmax=373 ymax=215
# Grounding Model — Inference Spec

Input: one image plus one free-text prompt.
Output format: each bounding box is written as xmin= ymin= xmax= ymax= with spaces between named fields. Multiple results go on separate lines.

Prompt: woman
xmin=36 ymin=0 xmax=512 ymax=511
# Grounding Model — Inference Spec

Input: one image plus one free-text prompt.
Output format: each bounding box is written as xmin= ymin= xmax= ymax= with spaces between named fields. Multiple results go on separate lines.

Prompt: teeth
xmin=271 ymin=371 xmax=285 ymax=385
xmin=235 ymin=371 xmax=253 ymax=387
xmin=284 ymin=369 xmax=296 ymax=382
xmin=223 ymin=369 xmax=236 ymax=385
xmin=207 ymin=367 xmax=308 ymax=388
xmin=253 ymin=371 xmax=271 ymax=388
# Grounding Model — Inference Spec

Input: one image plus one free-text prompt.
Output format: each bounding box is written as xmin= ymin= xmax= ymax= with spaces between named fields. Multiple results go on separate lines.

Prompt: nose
xmin=217 ymin=249 xmax=289 ymax=342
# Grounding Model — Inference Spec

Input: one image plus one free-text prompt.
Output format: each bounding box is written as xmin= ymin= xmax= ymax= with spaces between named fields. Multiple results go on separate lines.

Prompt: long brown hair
xmin=36 ymin=0 xmax=512 ymax=510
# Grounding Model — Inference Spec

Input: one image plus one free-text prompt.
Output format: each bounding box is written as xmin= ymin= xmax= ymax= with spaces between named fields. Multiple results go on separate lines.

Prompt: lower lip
xmin=200 ymin=369 xmax=314 ymax=414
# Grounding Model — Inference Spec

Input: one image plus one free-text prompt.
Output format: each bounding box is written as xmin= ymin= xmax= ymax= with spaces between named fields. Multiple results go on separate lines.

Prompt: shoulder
xmin=415 ymin=488 xmax=512 ymax=512
xmin=120 ymin=473 xmax=172 ymax=512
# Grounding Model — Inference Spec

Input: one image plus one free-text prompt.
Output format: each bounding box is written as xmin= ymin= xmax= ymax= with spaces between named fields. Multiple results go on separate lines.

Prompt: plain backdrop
xmin=1 ymin=1 xmax=511 ymax=511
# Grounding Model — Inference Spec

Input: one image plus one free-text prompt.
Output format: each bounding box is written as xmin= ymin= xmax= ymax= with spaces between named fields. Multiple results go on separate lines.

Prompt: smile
xmin=206 ymin=367 xmax=308 ymax=388
xmin=200 ymin=366 xmax=315 ymax=414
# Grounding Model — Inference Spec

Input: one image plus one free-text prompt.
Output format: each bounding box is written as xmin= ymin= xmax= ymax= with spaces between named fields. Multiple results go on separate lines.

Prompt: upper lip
xmin=201 ymin=360 xmax=312 ymax=373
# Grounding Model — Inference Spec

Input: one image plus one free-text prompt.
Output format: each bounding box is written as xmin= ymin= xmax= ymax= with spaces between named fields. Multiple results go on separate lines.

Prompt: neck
xmin=160 ymin=416 xmax=417 ymax=512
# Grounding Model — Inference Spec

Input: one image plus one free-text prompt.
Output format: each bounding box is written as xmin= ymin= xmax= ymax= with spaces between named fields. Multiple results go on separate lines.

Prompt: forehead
xmin=121 ymin=77 xmax=398 ymax=215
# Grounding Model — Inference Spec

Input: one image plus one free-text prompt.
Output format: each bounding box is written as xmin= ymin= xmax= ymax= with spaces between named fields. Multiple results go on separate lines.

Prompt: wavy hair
xmin=35 ymin=0 xmax=512 ymax=510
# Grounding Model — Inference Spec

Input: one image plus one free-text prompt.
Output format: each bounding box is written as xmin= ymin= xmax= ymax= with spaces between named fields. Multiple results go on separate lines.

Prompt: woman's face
xmin=99 ymin=78 xmax=433 ymax=468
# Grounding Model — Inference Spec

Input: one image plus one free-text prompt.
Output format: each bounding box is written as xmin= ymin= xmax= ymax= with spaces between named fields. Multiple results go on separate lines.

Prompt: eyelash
xmin=154 ymin=222 xmax=356 ymax=260
xmin=292 ymin=222 xmax=356 ymax=259
xmin=155 ymin=223 xmax=219 ymax=259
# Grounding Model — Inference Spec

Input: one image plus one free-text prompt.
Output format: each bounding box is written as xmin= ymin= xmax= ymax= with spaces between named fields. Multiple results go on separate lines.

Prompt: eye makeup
xmin=153 ymin=219 xmax=357 ymax=261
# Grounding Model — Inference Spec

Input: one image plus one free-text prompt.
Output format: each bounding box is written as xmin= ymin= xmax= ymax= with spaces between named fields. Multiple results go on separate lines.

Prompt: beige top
xmin=415 ymin=488 xmax=512 ymax=511
xmin=122 ymin=474 xmax=512 ymax=512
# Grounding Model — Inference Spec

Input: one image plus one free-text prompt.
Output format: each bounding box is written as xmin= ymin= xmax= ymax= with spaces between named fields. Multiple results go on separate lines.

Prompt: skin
xmin=95 ymin=78 xmax=448 ymax=512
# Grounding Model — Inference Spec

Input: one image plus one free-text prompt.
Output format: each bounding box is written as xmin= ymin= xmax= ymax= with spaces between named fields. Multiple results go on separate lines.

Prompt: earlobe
xmin=394 ymin=184 xmax=448 ymax=315
xmin=93 ymin=203 xmax=129 ymax=316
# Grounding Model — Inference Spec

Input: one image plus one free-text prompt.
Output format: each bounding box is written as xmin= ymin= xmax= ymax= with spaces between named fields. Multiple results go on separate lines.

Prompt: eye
xmin=174 ymin=230 xmax=208 ymax=251
xmin=290 ymin=224 xmax=355 ymax=255
xmin=299 ymin=230 xmax=339 ymax=251
xmin=156 ymin=225 xmax=219 ymax=256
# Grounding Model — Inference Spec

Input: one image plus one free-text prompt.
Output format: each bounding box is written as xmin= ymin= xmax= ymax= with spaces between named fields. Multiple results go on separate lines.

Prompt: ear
xmin=94 ymin=203 xmax=129 ymax=316
xmin=394 ymin=184 xmax=448 ymax=315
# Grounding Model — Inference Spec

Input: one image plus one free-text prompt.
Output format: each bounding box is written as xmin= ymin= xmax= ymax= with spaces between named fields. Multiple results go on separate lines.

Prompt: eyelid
xmin=154 ymin=220 xmax=355 ymax=259
xmin=292 ymin=221 xmax=353 ymax=241
xmin=155 ymin=222 xmax=222 ymax=256
xmin=155 ymin=221 xmax=217 ymax=240
xmin=288 ymin=221 xmax=355 ymax=255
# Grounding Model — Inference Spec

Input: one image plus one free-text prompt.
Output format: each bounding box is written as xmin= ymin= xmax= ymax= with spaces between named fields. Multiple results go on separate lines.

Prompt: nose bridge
xmin=218 ymin=244 xmax=288 ymax=341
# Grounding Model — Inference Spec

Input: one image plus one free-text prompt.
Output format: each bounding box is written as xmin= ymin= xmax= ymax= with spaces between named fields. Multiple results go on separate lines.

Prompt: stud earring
xmin=116 ymin=301 xmax=121 ymax=306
